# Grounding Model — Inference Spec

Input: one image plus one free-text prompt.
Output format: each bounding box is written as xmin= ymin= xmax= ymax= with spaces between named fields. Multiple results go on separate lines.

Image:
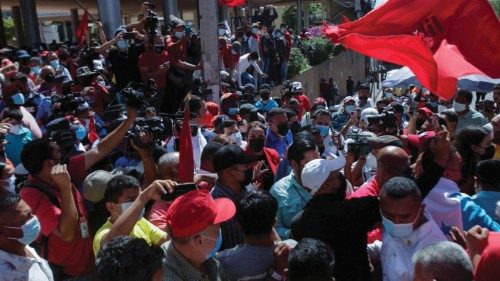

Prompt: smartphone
xmin=161 ymin=183 xmax=197 ymax=201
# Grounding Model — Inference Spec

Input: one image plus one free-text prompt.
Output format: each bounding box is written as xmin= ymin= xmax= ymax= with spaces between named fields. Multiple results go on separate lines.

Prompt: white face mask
xmin=437 ymin=104 xmax=448 ymax=113
xmin=119 ymin=201 xmax=145 ymax=219
xmin=9 ymin=124 xmax=21 ymax=135
xmin=218 ymin=29 xmax=226 ymax=36
xmin=365 ymin=153 xmax=378 ymax=168
xmin=452 ymin=101 xmax=467 ymax=112
xmin=230 ymin=132 xmax=243 ymax=146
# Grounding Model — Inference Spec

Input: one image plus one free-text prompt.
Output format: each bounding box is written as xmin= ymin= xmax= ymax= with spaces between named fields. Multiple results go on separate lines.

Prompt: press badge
xmin=80 ymin=218 xmax=89 ymax=239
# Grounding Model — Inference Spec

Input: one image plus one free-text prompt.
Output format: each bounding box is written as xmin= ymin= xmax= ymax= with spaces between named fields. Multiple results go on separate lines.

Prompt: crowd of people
xmin=0 ymin=2 xmax=500 ymax=281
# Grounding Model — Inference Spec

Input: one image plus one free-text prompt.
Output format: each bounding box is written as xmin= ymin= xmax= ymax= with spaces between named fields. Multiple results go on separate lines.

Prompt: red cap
xmin=166 ymin=190 xmax=236 ymax=238
xmin=417 ymin=107 xmax=433 ymax=118
xmin=407 ymin=131 xmax=436 ymax=149
xmin=314 ymin=97 xmax=327 ymax=105
xmin=221 ymin=92 xmax=239 ymax=103
xmin=206 ymin=101 xmax=219 ymax=117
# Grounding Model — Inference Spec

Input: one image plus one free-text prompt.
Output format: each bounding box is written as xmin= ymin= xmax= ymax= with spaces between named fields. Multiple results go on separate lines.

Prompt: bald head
xmin=377 ymin=146 xmax=410 ymax=185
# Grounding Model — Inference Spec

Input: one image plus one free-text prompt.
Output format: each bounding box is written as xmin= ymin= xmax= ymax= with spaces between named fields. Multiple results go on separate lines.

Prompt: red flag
xmin=75 ymin=12 xmax=89 ymax=44
xmin=87 ymin=115 xmax=100 ymax=144
xmin=323 ymin=0 xmax=500 ymax=99
xmin=219 ymin=0 xmax=246 ymax=7
xmin=178 ymin=108 xmax=194 ymax=183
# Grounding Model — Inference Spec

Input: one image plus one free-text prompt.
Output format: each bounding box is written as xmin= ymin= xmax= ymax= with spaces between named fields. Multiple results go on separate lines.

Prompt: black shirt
xmin=291 ymin=193 xmax=380 ymax=281
xmin=108 ymin=43 xmax=145 ymax=90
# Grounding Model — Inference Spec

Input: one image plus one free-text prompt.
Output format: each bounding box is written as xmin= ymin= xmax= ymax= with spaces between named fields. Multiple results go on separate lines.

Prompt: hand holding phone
xmin=161 ymin=183 xmax=197 ymax=202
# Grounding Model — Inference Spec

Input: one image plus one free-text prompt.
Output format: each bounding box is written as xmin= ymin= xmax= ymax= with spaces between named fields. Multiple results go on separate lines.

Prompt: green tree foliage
xmin=300 ymin=37 xmax=334 ymax=66
xmin=490 ymin=0 xmax=500 ymax=15
xmin=282 ymin=3 xmax=327 ymax=33
xmin=287 ymin=47 xmax=310 ymax=78
xmin=3 ymin=18 xmax=18 ymax=47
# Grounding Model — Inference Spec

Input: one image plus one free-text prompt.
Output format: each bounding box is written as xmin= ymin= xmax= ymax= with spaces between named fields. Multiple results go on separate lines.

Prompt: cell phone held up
xmin=161 ymin=183 xmax=197 ymax=201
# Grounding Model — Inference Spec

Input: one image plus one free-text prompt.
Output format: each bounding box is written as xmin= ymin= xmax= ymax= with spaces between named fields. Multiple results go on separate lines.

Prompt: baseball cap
xmin=16 ymin=50 xmax=31 ymax=60
xmin=291 ymin=81 xmax=303 ymax=92
xmin=360 ymin=108 xmax=379 ymax=123
xmin=301 ymin=155 xmax=347 ymax=195
xmin=407 ymin=131 xmax=436 ymax=149
xmin=114 ymin=25 xmax=127 ymax=36
xmin=367 ymin=134 xmax=403 ymax=148
xmin=169 ymin=15 xmax=185 ymax=28
xmin=166 ymin=190 xmax=236 ymax=238
xmin=418 ymin=107 xmax=433 ymax=118
xmin=213 ymin=145 xmax=257 ymax=172
xmin=214 ymin=115 xmax=229 ymax=132
xmin=240 ymin=103 xmax=258 ymax=115
xmin=206 ymin=101 xmax=219 ymax=118
xmin=314 ymin=97 xmax=327 ymax=106
xmin=82 ymin=170 xmax=122 ymax=203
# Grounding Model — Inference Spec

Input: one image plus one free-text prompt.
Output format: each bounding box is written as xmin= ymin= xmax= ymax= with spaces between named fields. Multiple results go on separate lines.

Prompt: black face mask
xmin=481 ymin=144 xmax=495 ymax=160
xmin=249 ymin=138 xmax=265 ymax=152
xmin=277 ymin=123 xmax=289 ymax=136
xmin=261 ymin=93 xmax=270 ymax=100
xmin=290 ymin=121 xmax=301 ymax=135
xmin=154 ymin=45 xmax=165 ymax=54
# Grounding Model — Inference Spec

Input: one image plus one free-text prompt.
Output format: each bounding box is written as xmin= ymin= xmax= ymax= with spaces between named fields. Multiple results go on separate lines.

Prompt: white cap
xmin=291 ymin=81 xmax=303 ymax=92
xmin=360 ymin=108 xmax=379 ymax=123
xmin=301 ymin=155 xmax=346 ymax=195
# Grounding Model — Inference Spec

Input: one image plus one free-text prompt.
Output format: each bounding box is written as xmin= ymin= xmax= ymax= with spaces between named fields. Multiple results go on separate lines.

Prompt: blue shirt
xmin=331 ymin=111 xmax=349 ymax=131
xmin=265 ymin=129 xmax=292 ymax=156
xmin=270 ymin=172 xmax=312 ymax=239
xmin=472 ymin=191 xmax=500 ymax=224
xmin=255 ymin=99 xmax=279 ymax=113
xmin=449 ymin=192 xmax=500 ymax=232
xmin=5 ymin=126 xmax=33 ymax=166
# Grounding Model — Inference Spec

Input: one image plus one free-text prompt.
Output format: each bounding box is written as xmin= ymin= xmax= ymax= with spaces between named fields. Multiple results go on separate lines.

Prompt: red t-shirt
xmin=220 ymin=46 xmax=239 ymax=70
xmin=165 ymin=36 xmax=187 ymax=66
xmin=19 ymin=175 xmax=94 ymax=276
xmin=68 ymin=153 xmax=87 ymax=189
xmin=475 ymin=232 xmax=500 ymax=281
xmin=138 ymin=49 xmax=169 ymax=88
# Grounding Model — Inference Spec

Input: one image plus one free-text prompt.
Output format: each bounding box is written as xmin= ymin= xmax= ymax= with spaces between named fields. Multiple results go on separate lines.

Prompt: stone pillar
xmin=65 ymin=21 xmax=74 ymax=43
xmin=11 ymin=6 xmax=25 ymax=47
xmin=199 ymin=0 xmax=221 ymax=102
xmin=0 ymin=3 xmax=6 ymax=46
xmin=296 ymin=0 xmax=302 ymax=33
xmin=70 ymin=8 xmax=79 ymax=40
xmin=163 ymin=0 xmax=178 ymax=18
xmin=97 ymin=0 xmax=122 ymax=39
xmin=303 ymin=2 xmax=310 ymax=28
xmin=20 ymin=0 xmax=41 ymax=45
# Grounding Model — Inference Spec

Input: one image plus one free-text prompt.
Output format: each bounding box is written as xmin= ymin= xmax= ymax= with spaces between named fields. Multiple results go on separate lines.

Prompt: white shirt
xmin=354 ymin=96 xmax=375 ymax=110
xmin=322 ymin=129 xmax=346 ymax=158
xmin=367 ymin=212 xmax=446 ymax=281
xmin=235 ymin=53 xmax=264 ymax=87
xmin=423 ymin=177 xmax=463 ymax=236
xmin=0 ymin=246 xmax=54 ymax=281
xmin=165 ymin=128 xmax=207 ymax=170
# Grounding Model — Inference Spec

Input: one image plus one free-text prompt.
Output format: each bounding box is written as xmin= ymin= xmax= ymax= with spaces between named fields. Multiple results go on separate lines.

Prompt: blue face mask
xmin=11 ymin=93 xmax=25 ymax=105
xmin=31 ymin=66 xmax=40 ymax=74
xmin=17 ymin=216 xmax=41 ymax=245
xmin=230 ymin=131 xmax=243 ymax=146
xmin=75 ymin=125 xmax=87 ymax=141
xmin=381 ymin=213 xmax=417 ymax=239
xmin=316 ymin=125 xmax=330 ymax=138
xmin=117 ymin=39 xmax=129 ymax=50
xmin=202 ymin=230 xmax=222 ymax=260
xmin=228 ymin=107 xmax=239 ymax=116
xmin=49 ymin=59 xmax=59 ymax=69
xmin=345 ymin=105 xmax=355 ymax=114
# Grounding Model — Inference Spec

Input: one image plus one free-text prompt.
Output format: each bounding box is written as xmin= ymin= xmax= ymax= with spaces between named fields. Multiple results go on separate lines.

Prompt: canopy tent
xmin=382 ymin=67 xmax=500 ymax=92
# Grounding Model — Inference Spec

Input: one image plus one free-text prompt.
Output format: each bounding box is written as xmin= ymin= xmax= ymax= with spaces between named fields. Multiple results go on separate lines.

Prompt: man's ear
xmin=289 ymin=159 xmax=299 ymax=172
xmin=105 ymin=202 xmax=118 ymax=214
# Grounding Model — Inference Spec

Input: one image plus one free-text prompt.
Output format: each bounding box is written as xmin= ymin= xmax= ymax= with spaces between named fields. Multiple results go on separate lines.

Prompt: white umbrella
xmin=382 ymin=67 xmax=420 ymax=88
xmin=458 ymin=75 xmax=500 ymax=92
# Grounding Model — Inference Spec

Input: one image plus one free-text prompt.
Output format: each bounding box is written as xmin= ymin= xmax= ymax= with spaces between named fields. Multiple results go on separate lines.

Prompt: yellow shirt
xmin=93 ymin=217 xmax=166 ymax=255
xmin=494 ymin=144 xmax=500 ymax=160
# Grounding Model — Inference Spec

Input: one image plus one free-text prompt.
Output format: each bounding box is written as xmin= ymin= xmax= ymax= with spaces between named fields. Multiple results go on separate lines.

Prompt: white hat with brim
xmin=301 ymin=155 xmax=346 ymax=195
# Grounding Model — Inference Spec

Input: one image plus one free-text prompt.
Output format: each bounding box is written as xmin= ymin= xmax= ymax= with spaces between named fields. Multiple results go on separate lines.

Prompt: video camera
xmin=158 ymin=113 xmax=199 ymax=138
xmin=367 ymin=108 xmax=397 ymax=134
xmin=121 ymin=80 xmax=158 ymax=109
xmin=346 ymin=131 xmax=373 ymax=159
xmin=55 ymin=93 xmax=86 ymax=113
xmin=143 ymin=5 xmax=159 ymax=43
xmin=127 ymin=116 xmax=165 ymax=149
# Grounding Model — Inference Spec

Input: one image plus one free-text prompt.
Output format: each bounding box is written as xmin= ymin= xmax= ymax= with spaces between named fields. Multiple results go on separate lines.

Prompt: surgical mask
xmin=230 ymin=131 xmax=243 ymax=146
xmin=117 ymin=39 xmax=129 ymax=50
xmin=228 ymin=107 xmax=239 ymax=116
xmin=277 ymin=123 xmax=289 ymax=136
xmin=15 ymin=216 xmax=41 ymax=245
xmin=49 ymin=60 xmax=59 ymax=69
xmin=120 ymin=201 xmax=145 ymax=219
xmin=9 ymin=124 xmax=21 ymax=135
xmin=201 ymin=230 xmax=223 ymax=260
xmin=274 ymin=32 xmax=282 ymax=38
xmin=316 ymin=125 xmax=330 ymax=137
xmin=249 ymin=138 xmax=265 ymax=152
xmin=75 ymin=125 xmax=87 ymax=141
xmin=252 ymin=28 xmax=260 ymax=34
xmin=154 ymin=45 xmax=165 ymax=54
xmin=385 ymin=92 xmax=393 ymax=99
xmin=437 ymin=104 xmax=448 ymax=113
xmin=218 ymin=29 xmax=226 ymax=36
xmin=365 ymin=153 xmax=377 ymax=168
xmin=381 ymin=213 xmax=418 ymax=239
xmin=31 ymin=66 xmax=40 ymax=74
xmin=452 ymin=101 xmax=467 ymax=112
xmin=345 ymin=105 xmax=355 ymax=114
xmin=11 ymin=93 xmax=25 ymax=105
xmin=175 ymin=31 xmax=185 ymax=39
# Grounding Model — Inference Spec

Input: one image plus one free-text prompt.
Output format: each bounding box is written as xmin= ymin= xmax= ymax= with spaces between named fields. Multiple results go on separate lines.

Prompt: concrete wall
xmin=273 ymin=50 xmax=367 ymax=101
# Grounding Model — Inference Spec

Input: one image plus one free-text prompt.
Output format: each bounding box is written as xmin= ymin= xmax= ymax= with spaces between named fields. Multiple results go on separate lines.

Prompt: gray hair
xmin=412 ymin=241 xmax=473 ymax=281
xmin=157 ymin=152 xmax=179 ymax=179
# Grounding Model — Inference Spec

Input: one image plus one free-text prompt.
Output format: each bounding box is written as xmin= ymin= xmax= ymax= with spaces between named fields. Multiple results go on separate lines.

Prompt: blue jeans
xmin=279 ymin=59 xmax=288 ymax=82
xmin=241 ymin=72 xmax=254 ymax=87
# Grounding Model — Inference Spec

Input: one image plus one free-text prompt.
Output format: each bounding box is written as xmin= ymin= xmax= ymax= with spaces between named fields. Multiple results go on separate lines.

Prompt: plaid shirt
xmin=162 ymin=241 xmax=230 ymax=281
xmin=211 ymin=181 xmax=248 ymax=251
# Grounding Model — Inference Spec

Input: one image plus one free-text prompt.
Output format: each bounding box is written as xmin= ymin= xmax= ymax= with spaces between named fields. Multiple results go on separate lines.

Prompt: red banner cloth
xmin=75 ymin=12 xmax=89 ymax=44
xmin=178 ymin=108 xmax=194 ymax=183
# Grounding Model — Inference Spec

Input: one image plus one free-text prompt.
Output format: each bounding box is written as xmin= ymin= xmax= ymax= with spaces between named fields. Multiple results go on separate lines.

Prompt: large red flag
xmin=87 ymin=115 xmax=100 ymax=144
xmin=219 ymin=0 xmax=246 ymax=7
xmin=324 ymin=0 xmax=500 ymax=99
xmin=75 ymin=12 xmax=89 ymax=44
xmin=178 ymin=108 xmax=194 ymax=183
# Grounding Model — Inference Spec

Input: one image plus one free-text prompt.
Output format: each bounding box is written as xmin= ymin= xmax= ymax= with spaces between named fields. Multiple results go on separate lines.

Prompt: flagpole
xmin=74 ymin=0 xmax=98 ymax=22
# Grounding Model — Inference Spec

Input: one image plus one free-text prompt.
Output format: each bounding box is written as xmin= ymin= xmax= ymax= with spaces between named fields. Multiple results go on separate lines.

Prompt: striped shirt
xmin=162 ymin=241 xmax=231 ymax=281
xmin=211 ymin=181 xmax=248 ymax=251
